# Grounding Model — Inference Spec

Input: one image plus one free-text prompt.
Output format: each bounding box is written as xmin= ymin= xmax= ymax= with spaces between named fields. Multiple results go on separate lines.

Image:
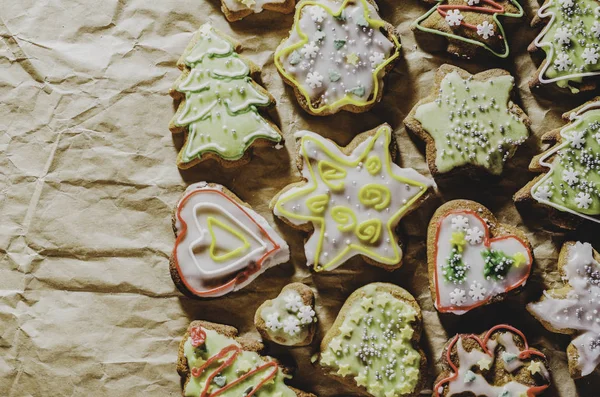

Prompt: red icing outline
xmin=173 ymin=188 xmax=281 ymax=297
xmin=189 ymin=326 xmax=278 ymax=397
xmin=434 ymin=209 xmax=533 ymax=313
xmin=433 ymin=324 xmax=549 ymax=397
xmin=437 ymin=0 xmax=505 ymax=37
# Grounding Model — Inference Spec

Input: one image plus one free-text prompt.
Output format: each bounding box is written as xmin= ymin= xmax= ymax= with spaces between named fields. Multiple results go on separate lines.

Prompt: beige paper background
xmin=1 ymin=0 xmax=599 ymax=395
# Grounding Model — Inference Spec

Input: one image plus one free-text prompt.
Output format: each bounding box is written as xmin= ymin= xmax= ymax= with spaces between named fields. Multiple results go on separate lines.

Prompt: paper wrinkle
xmin=1 ymin=0 xmax=598 ymax=396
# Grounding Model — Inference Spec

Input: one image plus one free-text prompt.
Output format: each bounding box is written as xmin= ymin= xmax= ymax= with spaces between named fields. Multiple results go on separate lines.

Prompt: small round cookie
xmin=428 ymin=200 xmax=533 ymax=315
xmin=220 ymin=0 xmax=295 ymax=22
xmin=514 ymin=97 xmax=600 ymax=230
xmin=274 ymin=0 xmax=401 ymax=116
xmin=254 ymin=283 xmax=317 ymax=346
xmin=528 ymin=241 xmax=600 ymax=379
xmin=318 ymin=283 xmax=427 ymax=397
xmin=433 ymin=324 xmax=551 ymax=396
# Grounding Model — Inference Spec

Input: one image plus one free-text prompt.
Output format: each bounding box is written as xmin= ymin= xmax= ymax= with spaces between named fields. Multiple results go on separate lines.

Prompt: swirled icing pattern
xmin=273 ymin=126 xmax=433 ymax=271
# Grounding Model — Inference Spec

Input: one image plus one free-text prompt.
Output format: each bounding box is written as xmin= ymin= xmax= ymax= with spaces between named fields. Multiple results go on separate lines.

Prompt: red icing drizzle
xmin=437 ymin=0 xmax=505 ymax=36
xmin=433 ymin=324 xmax=549 ymax=397
xmin=173 ymin=188 xmax=281 ymax=297
xmin=189 ymin=327 xmax=279 ymax=397
xmin=433 ymin=209 xmax=533 ymax=313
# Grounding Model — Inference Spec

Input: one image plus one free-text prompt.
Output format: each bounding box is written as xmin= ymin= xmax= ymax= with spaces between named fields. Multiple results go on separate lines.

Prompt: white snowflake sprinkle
xmin=301 ymin=41 xmax=319 ymax=59
xmin=451 ymin=215 xmax=469 ymax=231
xmin=575 ymin=192 xmax=593 ymax=210
xmin=369 ymin=52 xmax=386 ymax=69
xmin=265 ymin=313 xmax=281 ymax=331
xmin=298 ymin=305 xmax=316 ymax=324
xmin=450 ymin=288 xmax=467 ymax=305
xmin=554 ymin=53 xmax=572 ymax=71
xmin=309 ymin=6 xmax=327 ymax=23
xmin=592 ymin=22 xmax=600 ymax=39
xmin=476 ymin=21 xmax=495 ymax=39
xmin=465 ymin=227 xmax=484 ymax=245
xmin=562 ymin=169 xmax=580 ymax=185
xmin=554 ymin=27 xmax=571 ymax=45
xmin=595 ymin=132 xmax=600 ymax=145
xmin=570 ymin=130 xmax=586 ymax=149
xmin=469 ymin=282 xmax=487 ymax=301
xmin=445 ymin=9 xmax=464 ymax=27
xmin=282 ymin=316 xmax=301 ymax=335
xmin=582 ymin=48 xmax=599 ymax=65
xmin=306 ymin=71 xmax=323 ymax=89
xmin=466 ymin=0 xmax=480 ymax=4
xmin=536 ymin=185 xmax=553 ymax=201
xmin=558 ymin=0 xmax=574 ymax=7
xmin=284 ymin=293 xmax=304 ymax=312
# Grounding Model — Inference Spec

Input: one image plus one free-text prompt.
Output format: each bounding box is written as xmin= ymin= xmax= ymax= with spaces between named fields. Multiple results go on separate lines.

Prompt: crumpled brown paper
xmin=1 ymin=0 xmax=599 ymax=395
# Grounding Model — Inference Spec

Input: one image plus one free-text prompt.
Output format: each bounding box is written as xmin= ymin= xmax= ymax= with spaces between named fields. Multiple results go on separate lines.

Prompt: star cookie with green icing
xmin=529 ymin=0 xmax=600 ymax=94
xmin=274 ymin=0 xmax=401 ymax=116
xmin=178 ymin=320 xmax=316 ymax=397
xmin=319 ymin=283 xmax=427 ymax=397
xmin=514 ymin=97 xmax=600 ymax=230
xmin=169 ymin=23 xmax=283 ymax=169
xmin=254 ymin=283 xmax=317 ymax=347
xmin=404 ymin=65 xmax=530 ymax=179
xmin=271 ymin=124 xmax=434 ymax=272
xmin=220 ymin=0 xmax=295 ymax=22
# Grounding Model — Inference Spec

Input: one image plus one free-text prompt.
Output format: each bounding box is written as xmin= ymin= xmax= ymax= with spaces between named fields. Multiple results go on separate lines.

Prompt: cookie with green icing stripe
xmin=255 ymin=283 xmax=317 ymax=346
xmin=178 ymin=320 xmax=316 ymax=397
xmin=514 ymin=97 xmax=600 ymax=230
xmin=319 ymin=283 xmax=427 ymax=397
xmin=220 ymin=0 xmax=295 ymax=22
xmin=169 ymin=23 xmax=284 ymax=169
xmin=404 ymin=65 xmax=530 ymax=180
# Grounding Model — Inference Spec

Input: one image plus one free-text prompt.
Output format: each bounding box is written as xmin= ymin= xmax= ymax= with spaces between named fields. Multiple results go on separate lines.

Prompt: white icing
xmin=528 ymin=241 xmax=600 ymax=376
xmin=434 ymin=212 xmax=531 ymax=315
xmin=277 ymin=0 xmax=396 ymax=111
xmin=222 ymin=0 xmax=287 ymax=13
xmin=174 ymin=183 xmax=290 ymax=297
xmin=273 ymin=127 xmax=433 ymax=271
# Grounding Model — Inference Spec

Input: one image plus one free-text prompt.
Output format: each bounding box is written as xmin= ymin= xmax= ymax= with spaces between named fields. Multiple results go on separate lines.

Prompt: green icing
xmin=320 ymin=285 xmax=421 ymax=397
xmin=533 ymin=108 xmax=600 ymax=216
xmin=482 ymin=249 xmax=515 ymax=280
xmin=535 ymin=0 xmax=600 ymax=92
xmin=414 ymin=71 xmax=529 ymax=175
xmin=173 ymin=24 xmax=281 ymax=164
xmin=183 ymin=328 xmax=295 ymax=397
xmin=443 ymin=232 xmax=468 ymax=283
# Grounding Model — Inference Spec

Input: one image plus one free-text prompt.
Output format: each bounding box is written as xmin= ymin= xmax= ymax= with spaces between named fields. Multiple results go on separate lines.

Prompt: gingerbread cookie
xmin=413 ymin=0 xmax=524 ymax=58
xmin=428 ymin=200 xmax=533 ymax=315
xmin=255 ymin=283 xmax=317 ymax=346
xmin=528 ymin=241 xmax=600 ymax=378
xmin=171 ymin=182 xmax=290 ymax=298
xmin=529 ymin=0 xmax=600 ymax=94
xmin=169 ymin=24 xmax=283 ymax=169
xmin=220 ymin=0 xmax=295 ymax=22
xmin=433 ymin=324 xmax=551 ymax=397
xmin=404 ymin=65 xmax=530 ymax=179
xmin=319 ymin=283 xmax=427 ymax=397
xmin=178 ymin=320 xmax=315 ymax=397
xmin=274 ymin=0 xmax=401 ymax=116
xmin=514 ymin=98 xmax=600 ymax=229
xmin=271 ymin=124 xmax=434 ymax=272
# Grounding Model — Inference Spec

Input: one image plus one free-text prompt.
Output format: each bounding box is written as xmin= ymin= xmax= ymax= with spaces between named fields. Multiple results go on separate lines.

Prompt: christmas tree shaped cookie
xmin=319 ymin=283 xmax=427 ymax=397
xmin=529 ymin=0 xmax=600 ymax=93
xmin=433 ymin=325 xmax=551 ymax=396
xmin=178 ymin=320 xmax=316 ymax=397
xmin=169 ymin=24 xmax=283 ymax=169
xmin=271 ymin=124 xmax=434 ymax=272
xmin=413 ymin=0 xmax=524 ymax=58
xmin=528 ymin=241 xmax=600 ymax=378
xmin=514 ymin=98 xmax=600 ymax=229
xmin=404 ymin=65 xmax=530 ymax=178
xmin=220 ymin=0 xmax=295 ymax=22
xmin=274 ymin=0 xmax=401 ymax=116
xmin=171 ymin=182 xmax=290 ymax=298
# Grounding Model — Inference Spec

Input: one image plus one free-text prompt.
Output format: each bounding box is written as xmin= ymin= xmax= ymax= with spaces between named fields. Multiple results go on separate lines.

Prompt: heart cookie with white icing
xmin=319 ymin=283 xmax=427 ymax=397
xmin=433 ymin=324 xmax=551 ymax=397
xmin=428 ymin=200 xmax=533 ymax=315
xmin=170 ymin=182 xmax=290 ymax=298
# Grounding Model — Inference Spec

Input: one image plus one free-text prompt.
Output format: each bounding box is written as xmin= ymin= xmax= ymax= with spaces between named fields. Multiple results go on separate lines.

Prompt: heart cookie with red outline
xmin=428 ymin=200 xmax=533 ymax=315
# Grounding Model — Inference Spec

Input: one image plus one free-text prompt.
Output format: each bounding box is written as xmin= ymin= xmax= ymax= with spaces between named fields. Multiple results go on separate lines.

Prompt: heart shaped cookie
xmin=428 ymin=200 xmax=533 ymax=315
